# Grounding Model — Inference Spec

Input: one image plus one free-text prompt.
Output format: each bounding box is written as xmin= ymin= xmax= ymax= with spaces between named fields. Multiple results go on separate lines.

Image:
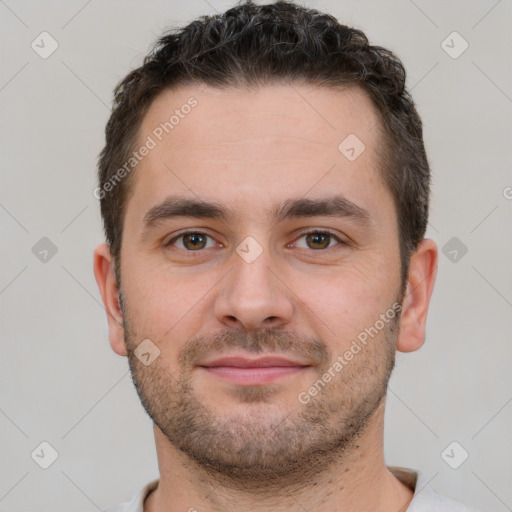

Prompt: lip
xmin=200 ymin=356 xmax=308 ymax=368
xmin=197 ymin=355 xmax=311 ymax=385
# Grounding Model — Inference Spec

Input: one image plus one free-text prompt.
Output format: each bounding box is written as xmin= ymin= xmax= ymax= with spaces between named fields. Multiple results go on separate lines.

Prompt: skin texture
xmin=94 ymin=83 xmax=438 ymax=512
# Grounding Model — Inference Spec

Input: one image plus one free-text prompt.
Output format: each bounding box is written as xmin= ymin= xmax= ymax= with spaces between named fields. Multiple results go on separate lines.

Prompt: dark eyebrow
xmin=142 ymin=194 xmax=372 ymax=231
xmin=272 ymin=196 xmax=371 ymax=225
xmin=143 ymin=197 xmax=228 ymax=228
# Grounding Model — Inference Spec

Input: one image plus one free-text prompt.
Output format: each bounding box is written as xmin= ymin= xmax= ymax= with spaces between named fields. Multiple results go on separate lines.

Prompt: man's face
xmin=118 ymin=84 xmax=403 ymax=484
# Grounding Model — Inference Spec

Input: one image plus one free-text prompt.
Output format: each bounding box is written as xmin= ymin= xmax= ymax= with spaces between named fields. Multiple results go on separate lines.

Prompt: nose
xmin=213 ymin=247 xmax=294 ymax=332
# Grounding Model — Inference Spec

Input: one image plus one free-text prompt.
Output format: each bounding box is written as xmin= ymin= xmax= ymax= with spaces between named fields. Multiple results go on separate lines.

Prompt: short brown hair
xmin=97 ymin=0 xmax=430 ymax=289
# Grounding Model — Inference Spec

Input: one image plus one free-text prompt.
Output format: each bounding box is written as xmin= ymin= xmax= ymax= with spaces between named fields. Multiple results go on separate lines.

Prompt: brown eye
xmin=183 ymin=233 xmax=207 ymax=250
xmin=305 ymin=232 xmax=332 ymax=249
xmin=167 ymin=232 xmax=216 ymax=251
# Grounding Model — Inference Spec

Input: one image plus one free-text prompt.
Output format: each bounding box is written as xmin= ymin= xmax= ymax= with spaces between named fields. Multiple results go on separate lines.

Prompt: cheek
xmin=291 ymin=262 xmax=395 ymax=352
xmin=120 ymin=257 xmax=205 ymax=350
xmin=123 ymin=257 xmax=223 ymax=358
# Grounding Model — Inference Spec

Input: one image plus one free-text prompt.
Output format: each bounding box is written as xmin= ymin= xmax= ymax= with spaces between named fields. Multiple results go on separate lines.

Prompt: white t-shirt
xmin=103 ymin=466 xmax=481 ymax=512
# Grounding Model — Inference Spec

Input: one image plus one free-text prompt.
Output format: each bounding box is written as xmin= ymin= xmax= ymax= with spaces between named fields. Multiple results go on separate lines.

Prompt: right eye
xmin=166 ymin=231 xmax=219 ymax=251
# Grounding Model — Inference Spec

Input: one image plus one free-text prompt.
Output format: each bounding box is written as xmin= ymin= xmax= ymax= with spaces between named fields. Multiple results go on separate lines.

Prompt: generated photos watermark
xmin=298 ymin=302 xmax=402 ymax=404
xmin=94 ymin=97 xmax=198 ymax=200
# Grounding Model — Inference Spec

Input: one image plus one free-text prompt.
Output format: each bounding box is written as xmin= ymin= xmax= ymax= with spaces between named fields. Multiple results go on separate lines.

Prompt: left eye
xmin=293 ymin=231 xmax=342 ymax=250
xmin=168 ymin=232 xmax=217 ymax=251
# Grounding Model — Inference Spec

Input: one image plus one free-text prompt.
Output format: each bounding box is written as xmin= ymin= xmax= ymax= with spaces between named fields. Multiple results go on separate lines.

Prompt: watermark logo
xmin=31 ymin=441 xmax=59 ymax=469
xmin=441 ymin=441 xmax=469 ymax=469
xmin=31 ymin=31 xmax=59 ymax=59
xmin=134 ymin=339 xmax=160 ymax=366
xmin=338 ymin=134 xmax=366 ymax=162
xmin=441 ymin=31 xmax=469 ymax=59
xmin=32 ymin=237 xmax=58 ymax=263
xmin=236 ymin=236 xmax=263 ymax=264
xmin=442 ymin=236 xmax=468 ymax=263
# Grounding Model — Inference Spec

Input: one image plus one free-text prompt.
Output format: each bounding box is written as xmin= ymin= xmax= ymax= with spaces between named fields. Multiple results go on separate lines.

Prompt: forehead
xmin=127 ymin=82 xmax=390 ymax=225
xmin=138 ymin=82 xmax=380 ymax=159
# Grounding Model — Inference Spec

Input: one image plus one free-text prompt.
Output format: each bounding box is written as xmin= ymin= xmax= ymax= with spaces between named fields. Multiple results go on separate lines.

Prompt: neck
xmin=144 ymin=401 xmax=414 ymax=512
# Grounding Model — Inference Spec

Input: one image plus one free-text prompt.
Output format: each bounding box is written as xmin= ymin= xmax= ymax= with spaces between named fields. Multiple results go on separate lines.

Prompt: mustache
xmin=178 ymin=329 xmax=331 ymax=371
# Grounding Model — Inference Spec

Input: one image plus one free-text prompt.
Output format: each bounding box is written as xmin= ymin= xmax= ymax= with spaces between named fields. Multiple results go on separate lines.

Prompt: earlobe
xmin=93 ymin=243 xmax=127 ymax=356
xmin=396 ymin=238 xmax=438 ymax=353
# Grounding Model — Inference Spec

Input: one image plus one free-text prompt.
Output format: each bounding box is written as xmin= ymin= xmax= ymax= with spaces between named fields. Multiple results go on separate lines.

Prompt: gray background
xmin=1 ymin=0 xmax=511 ymax=510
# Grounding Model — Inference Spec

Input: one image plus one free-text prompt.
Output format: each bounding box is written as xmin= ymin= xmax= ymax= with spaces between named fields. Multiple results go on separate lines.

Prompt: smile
xmin=198 ymin=356 xmax=311 ymax=385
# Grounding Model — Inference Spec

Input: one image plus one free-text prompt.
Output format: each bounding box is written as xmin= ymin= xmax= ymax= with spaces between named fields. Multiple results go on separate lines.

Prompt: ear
xmin=93 ymin=243 xmax=127 ymax=356
xmin=396 ymin=238 xmax=438 ymax=353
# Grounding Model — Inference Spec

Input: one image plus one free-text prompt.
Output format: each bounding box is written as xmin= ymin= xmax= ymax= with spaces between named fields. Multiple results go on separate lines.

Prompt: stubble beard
xmin=122 ymin=298 xmax=399 ymax=491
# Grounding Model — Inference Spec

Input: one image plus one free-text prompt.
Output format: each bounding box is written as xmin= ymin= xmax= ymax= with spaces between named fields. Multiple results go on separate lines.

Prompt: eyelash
xmin=165 ymin=229 xmax=345 ymax=252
